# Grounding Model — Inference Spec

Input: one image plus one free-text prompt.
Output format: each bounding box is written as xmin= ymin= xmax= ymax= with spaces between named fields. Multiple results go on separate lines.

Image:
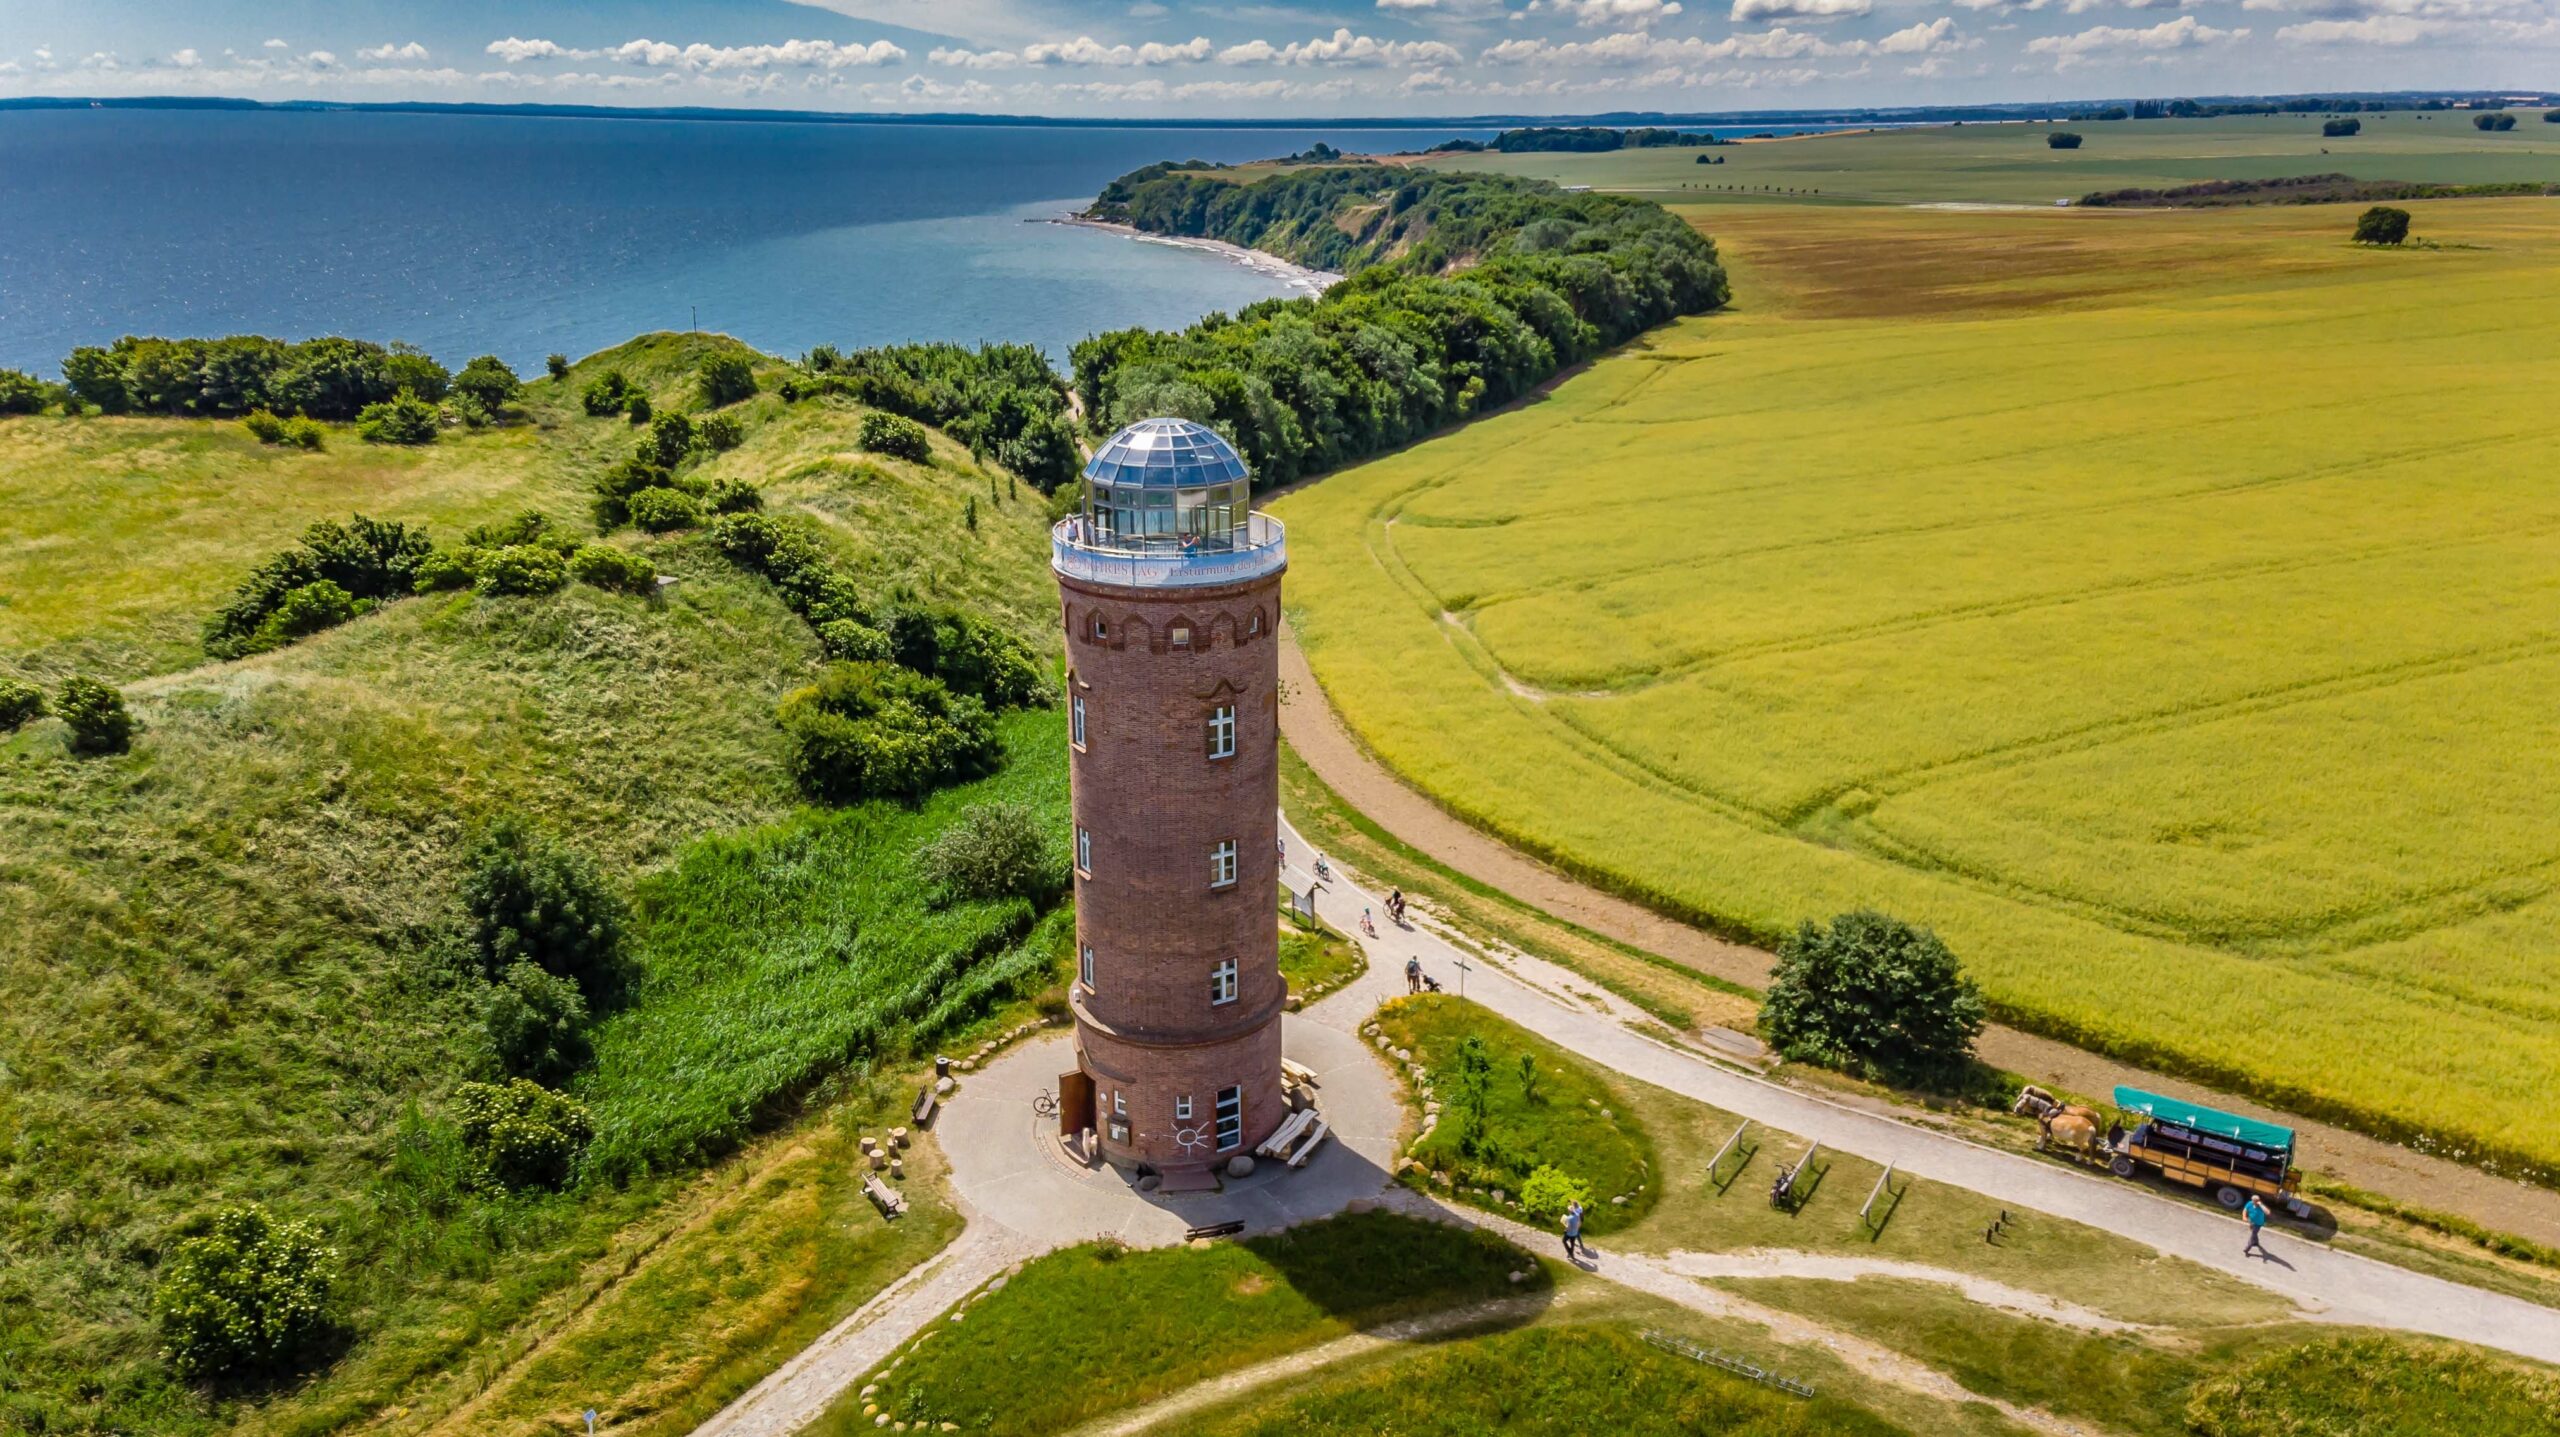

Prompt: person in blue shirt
xmin=2242 ymin=1194 xmax=2271 ymax=1257
xmin=1562 ymin=1200 xmax=1585 ymax=1260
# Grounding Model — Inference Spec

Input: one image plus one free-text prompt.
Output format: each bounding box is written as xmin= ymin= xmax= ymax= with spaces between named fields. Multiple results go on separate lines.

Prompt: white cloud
xmin=359 ymin=41 xmax=431 ymax=63
xmin=486 ymin=37 xmax=568 ymax=62
xmin=261 ymin=38 xmax=288 ymax=50
xmin=2024 ymin=13 xmax=2245 ymax=62
xmin=1731 ymin=0 xmax=1870 ymax=20
xmin=1875 ymin=16 xmax=1974 ymax=50
xmin=934 ymin=35 xmax=1211 ymax=67
xmin=302 ymin=50 xmax=337 ymax=70
xmin=1483 ymin=24 xmax=1873 ymax=62
xmin=168 ymin=48 xmax=203 ymax=69
xmin=1532 ymin=0 xmax=1687 ymax=26
xmin=1219 ymin=27 xmax=1465 ymax=63
xmin=1403 ymin=64 xmax=1458 ymax=88
xmin=2276 ymin=13 xmax=2445 ymax=38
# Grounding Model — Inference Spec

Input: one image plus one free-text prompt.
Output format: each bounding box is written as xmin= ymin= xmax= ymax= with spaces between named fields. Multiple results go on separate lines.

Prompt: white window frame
xmin=1113 ymin=1089 xmax=1127 ymax=1118
xmin=1071 ymin=694 xmax=1087 ymax=749
xmin=1211 ymin=958 xmax=1238 ymax=1006
xmin=1250 ymin=611 xmax=1263 ymax=635
xmin=1077 ymin=826 xmax=1093 ymax=877
xmin=1215 ymin=1085 xmax=1243 ymax=1152
xmin=1080 ymin=944 xmax=1095 ymax=991
xmin=1208 ymin=704 xmax=1236 ymax=760
xmin=1171 ymin=624 xmax=1192 ymax=648
xmin=1210 ymin=839 xmax=1237 ymax=889
xmin=1174 ymin=1095 xmax=1193 ymax=1121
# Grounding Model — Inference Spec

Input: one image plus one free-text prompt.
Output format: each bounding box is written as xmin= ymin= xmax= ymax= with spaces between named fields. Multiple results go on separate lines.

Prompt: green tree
xmin=459 ymin=820 xmax=627 ymax=999
xmin=1450 ymin=1033 xmax=1494 ymax=1156
xmin=1519 ymin=1164 xmax=1591 ymax=1221
xmin=0 ymin=367 xmax=46 ymax=414
xmin=56 ymin=675 xmax=134 ymax=755
xmin=566 ymin=543 xmax=658 ymax=594
xmin=453 ymin=1078 xmax=594 ymax=1191
xmin=916 ymin=800 xmax=1067 ymax=906
xmin=776 ymin=661 xmax=1001 ymax=804
xmin=626 ymin=486 xmax=703 ymax=533
xmin=2046 ymin=131 xmax=2084 ymax=149
xmin=450 ymin=354 xmax=522 ymax=413
xmin=546 ymin=352 xmax=570 ymax=379
xmin=699 ymin=352 xmax=758 ymax=406
xmin=2474 ymin=111 xmax=2517 ymax=131
xmin=2322 ymin=118 xmax=2361 ymax=137
xmin=1759 ymin=910 xmax=1986 ymax=1089
xmin=355 ymin=391 xmax=440 ymax=445
xmin=155 ymin=1203 xmax=340 ymax=1382
xmin=858 ymin=410 xmax=932 ymax=461
xmin=2354 ymin=205 xmax=2413 ymax=245
xmin=581 ymin=369 xmax=636 ymax=416
xmin=479 ymin=961 xmax=591 ymax=1083
xmin=473 ymin=543 xmax=570 ymax=596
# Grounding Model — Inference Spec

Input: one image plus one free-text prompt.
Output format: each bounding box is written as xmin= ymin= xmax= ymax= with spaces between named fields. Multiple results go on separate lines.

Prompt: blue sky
xmin=1 ymin=0 xmax=2550 ymax=115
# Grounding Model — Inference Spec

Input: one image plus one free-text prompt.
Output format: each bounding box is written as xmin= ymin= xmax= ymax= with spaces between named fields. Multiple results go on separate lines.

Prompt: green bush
xmin=241 ymin=409 xmax=288 ymax=443
xmin=461 ymin=819 xmax=628 ymax=999
xmin=205 ymin=515 xmax=434 ymax=657
xmin=1519 ymin=1164 xmax=1592 ymax=1221
xmin=155 ymin=1203 xmax=340 ymax=1382
xmin=0 ymin=678 xmax=45 ymax=732
xmin=56 ymin=675 xmax=134 ymax=755
xmin=2475 ymin=111 xmax=2517 ymax=131
xmin=818 ymin=617 xmax=892 ymax=662
xmin=453 ymin=1078 xmax=594 ymax=1191
xmin=627 ymin=393 xmax=653 ymax=425
xmin=2047 ymin=131 xmax=2083 ymax=149
xmin=592 ymin=456 xmax=675 ymax=528
xmin=700 ymin=352 xmax=759 ymax=407
xmin=1760 ymin=910 xmax=1986 ymax=1090
xmin=777 ymin=661 xmax=1002 ymax=804
xmin=248 ymin=580 xmax=363 ymax=651
xmin=858 ymin=410 xmax=932 ymax=462
xmin=640 ymin=411 xmax=695 ymax=468
xmin=2355 ymin=205 xmax=2413 ymax=245
xmin=448 ymin=392 xmax=493 ymax=429
xmin=703 ymin=476 xmax=762 ymax=513
xmin=54 ymin=333 xmax=448 ymax=419
xmin=354 ymin=390 xmax=440 ymax=445
xmin=696 ymin=413 xmax=745 ymax=452
xmin=479 ymin=960 xmax=591 ymax=1083
xmin=450 ymin=354 xmax=521 ymax=412
xmin=567 ymin=543 xmax=658 ymax=594
xmin=627 ymin=486 xmax=703 ymax=533
xmin=0 ymin=367 xmax=48 ymax=414
xmin=474 ymin=543 xmax=570 ymax=597
xmin=2323 ymin=118 xmax=2361 ymax=137
xmin=282 ymin=416 xmax=326 ymax=450
xmin=888 ymin=604 xmax=1051 ymax=707
xmin=916 ymin=800 xmax=1067 ymax=906
xmin=582 ymin=370 xmax=637 ymax=416
xmin=411 ymin=549 xmax=479 ymax=592
xmin=464 ymin=510 xmax=576 ymax=555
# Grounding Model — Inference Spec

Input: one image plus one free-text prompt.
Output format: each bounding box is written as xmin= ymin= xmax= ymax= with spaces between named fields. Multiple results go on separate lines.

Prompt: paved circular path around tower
xmin=936 ymin=1009 xmax=1406 ymax=1249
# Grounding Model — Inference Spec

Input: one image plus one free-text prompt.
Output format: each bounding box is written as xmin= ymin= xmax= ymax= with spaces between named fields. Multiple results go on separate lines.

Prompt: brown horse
xmin=2012 ymin=1086 xmax=2107 ymax=1161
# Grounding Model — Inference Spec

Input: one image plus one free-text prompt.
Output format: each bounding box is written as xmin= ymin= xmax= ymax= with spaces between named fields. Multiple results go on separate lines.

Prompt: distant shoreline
xmin=1048 ymin=216 xmax=1342 ymax=297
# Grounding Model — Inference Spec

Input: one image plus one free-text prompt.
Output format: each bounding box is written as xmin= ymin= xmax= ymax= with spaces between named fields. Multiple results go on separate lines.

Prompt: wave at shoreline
xmin=1045 ymin=215 xmax=1343 ymax=297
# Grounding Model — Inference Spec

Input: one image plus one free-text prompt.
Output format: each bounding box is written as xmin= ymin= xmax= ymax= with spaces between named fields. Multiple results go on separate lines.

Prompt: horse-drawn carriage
xmin=2015 ymin=1083 xmax=2312 ymax=1219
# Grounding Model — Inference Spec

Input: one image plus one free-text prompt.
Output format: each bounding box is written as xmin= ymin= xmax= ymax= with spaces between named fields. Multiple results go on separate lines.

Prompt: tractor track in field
xmin=1274 ymin=625 xmax=2560 ymax=1252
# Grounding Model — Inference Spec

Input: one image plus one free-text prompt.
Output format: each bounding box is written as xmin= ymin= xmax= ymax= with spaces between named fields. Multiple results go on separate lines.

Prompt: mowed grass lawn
xmin=1274 ymin=197 xmax=2560 ymax=1175
xmin=1429 ymin=110 xmax=2560 ymax=207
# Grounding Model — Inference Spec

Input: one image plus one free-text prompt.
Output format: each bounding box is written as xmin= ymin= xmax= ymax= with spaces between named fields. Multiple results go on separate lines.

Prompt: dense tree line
xmin=59 ymin=335 xmax=451 ymax=419
xmin=784 ymin=341 xmax=1079 ymax=492
xmin=1070 ymin=166 xmax=1729 ymax=486
xmin=1434 ymin=127 xmax=1720 ymax=154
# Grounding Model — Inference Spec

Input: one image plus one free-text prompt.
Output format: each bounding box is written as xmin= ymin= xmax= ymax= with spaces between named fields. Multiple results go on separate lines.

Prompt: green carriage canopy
xmin=2113 ymin=1087 xmax=2295 ymax=1154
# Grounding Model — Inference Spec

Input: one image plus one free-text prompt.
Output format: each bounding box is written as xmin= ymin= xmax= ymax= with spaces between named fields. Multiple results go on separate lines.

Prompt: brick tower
xmin=1051 ymin=418 xmax=1288 ymax=1185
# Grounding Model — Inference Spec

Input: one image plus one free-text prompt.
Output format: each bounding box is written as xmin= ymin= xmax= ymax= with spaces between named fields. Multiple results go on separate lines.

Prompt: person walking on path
xmin=1405 ymin=955 xmax=1423 ymax=994
xmin=2243 ymin=1195 xmax=2271 ymax=1258
xmin=1562 ymin=1201 xmax=1585 ymax=1260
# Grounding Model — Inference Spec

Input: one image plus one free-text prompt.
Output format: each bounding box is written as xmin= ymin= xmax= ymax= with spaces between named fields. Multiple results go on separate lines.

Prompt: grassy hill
xmin=0 ymin=334 xmax=1068 ymax=1432
xmin=1275 ymin=197 xmax=2560 ymax=1180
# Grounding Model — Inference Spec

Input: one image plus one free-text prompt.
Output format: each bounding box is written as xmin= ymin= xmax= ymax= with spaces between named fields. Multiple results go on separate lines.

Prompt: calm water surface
xmin=0 ymin=111 xmax=1512 ymax=373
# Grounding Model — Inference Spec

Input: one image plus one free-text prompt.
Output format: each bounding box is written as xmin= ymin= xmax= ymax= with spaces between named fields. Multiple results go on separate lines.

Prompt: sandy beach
xmin=1049 ymin=216 xmax=1343 ymax=296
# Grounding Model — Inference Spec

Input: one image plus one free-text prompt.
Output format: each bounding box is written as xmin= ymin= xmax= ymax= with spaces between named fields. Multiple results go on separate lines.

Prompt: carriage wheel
xmin=2108 ymin=1155 xmax=2136 ymax=1179
xmin=2215 ymin=1185 xmax=2246 ymax=1209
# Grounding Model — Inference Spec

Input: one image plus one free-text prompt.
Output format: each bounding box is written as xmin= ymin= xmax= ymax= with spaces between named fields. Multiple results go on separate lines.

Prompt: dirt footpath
xmin=1276 ymin=627 xmax=2560 ymax=1251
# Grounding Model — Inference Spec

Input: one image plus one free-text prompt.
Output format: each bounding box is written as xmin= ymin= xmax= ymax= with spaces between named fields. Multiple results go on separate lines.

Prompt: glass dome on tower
xmin=1081 ymin=418 xmax=1252 ymax=549
xmin=1054 ymin=417 xmax=1286 ymax=589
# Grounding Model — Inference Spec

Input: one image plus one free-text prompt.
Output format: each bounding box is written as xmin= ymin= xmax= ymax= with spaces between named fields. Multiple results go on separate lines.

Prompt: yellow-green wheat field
xmin=1275 ymin=199 xmax=2560 ymax=1173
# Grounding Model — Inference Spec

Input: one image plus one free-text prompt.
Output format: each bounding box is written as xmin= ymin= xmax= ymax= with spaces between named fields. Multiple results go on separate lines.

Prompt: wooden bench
xmin=1257 ymin=1108 xmax=1318 ymax=1159
xmin=912 ymin=1085 xmax=938 ymax=1128
xmin=863 ymin=1173 xmax=907 ymax=1219
xmin=1186 ymin=1219 xmax=1246 ymax=1241
xmin=1286 ymin=1118 xmax=1330 ymax=1168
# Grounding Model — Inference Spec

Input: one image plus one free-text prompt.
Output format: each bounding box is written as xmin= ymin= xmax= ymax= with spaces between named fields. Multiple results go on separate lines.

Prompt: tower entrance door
xmin=1058 ymin=1067 xmax=1096 ymax=1141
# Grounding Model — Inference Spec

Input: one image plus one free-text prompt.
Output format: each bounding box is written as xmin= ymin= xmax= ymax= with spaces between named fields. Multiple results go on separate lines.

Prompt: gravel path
xmin=1276 ymin=626 xmax=2560 ymax=1250
xmin=1284 ymin=811 xmax=2560 ymax=1366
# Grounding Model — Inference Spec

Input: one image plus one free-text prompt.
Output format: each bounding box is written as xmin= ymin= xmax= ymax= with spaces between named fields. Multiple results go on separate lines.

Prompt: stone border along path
xmin=1274 ymin=626 xmax=2560 ymax=1250
xmin=1282 ymin=815 xmax=2560 ymax=1366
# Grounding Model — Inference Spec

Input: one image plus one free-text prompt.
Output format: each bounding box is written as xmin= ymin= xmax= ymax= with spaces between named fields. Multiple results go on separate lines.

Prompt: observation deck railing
xmin=1052 ymin=513 xmax=1287 ymax=590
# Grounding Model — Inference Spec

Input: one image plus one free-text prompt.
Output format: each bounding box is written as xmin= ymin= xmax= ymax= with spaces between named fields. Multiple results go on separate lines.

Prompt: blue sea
xmin=0 ymin=110 xmax=1520 ymax=375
